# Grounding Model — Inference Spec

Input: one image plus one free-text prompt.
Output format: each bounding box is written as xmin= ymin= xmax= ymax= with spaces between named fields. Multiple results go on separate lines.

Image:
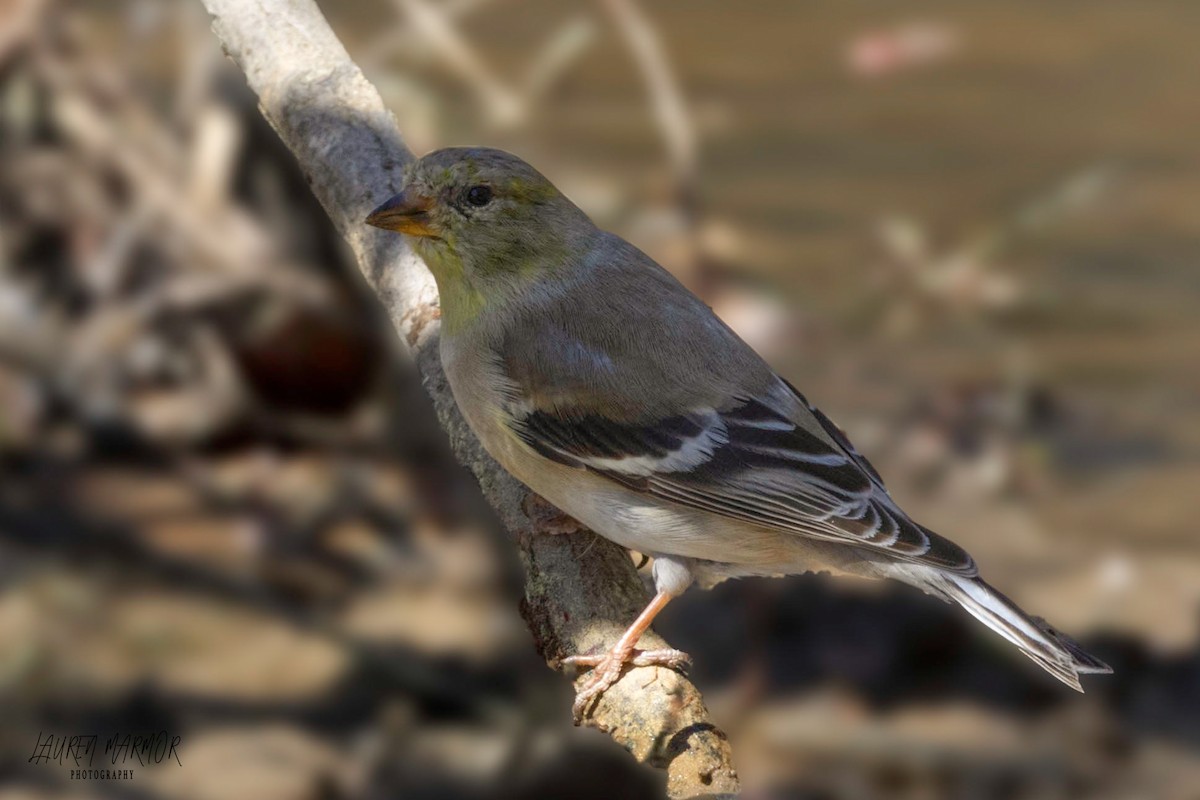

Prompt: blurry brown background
xmin=1 ymin=0 xmax=1198 ymax=798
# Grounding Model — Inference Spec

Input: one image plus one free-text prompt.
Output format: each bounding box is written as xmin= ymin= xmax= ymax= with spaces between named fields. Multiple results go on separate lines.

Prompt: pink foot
xmin=564 ymin=647 xmax=692 ymax=723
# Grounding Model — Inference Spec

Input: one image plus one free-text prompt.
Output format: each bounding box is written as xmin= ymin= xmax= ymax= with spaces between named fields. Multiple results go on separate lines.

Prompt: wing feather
xmin=510 ymin=389 xmax=976 ymax=575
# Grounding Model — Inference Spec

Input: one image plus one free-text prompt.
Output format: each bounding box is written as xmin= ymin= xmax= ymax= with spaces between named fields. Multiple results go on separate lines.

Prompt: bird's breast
xmin=440 ymin=332 xmax=537 ymax=476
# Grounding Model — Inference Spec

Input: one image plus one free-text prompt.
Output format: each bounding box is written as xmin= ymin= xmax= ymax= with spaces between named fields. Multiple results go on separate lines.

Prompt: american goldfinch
xmin=367 ymin=147 xmax=1111 ymax=720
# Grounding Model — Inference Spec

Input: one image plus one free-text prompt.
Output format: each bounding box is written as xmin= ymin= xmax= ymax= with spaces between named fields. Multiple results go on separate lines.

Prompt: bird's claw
xmin=564 ymin=647 xmax=691 ymax=670
xmin=564 ymin=647 xmax=692 ymax=724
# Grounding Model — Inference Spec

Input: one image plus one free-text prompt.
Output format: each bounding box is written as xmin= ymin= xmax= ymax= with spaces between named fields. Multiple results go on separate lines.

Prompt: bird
xmin=366 ymin=147 xmax=1112 ymax=721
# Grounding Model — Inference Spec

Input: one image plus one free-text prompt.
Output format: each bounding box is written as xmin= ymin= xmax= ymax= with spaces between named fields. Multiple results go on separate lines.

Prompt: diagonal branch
xmin=197 ymin=0 xmax=739 ymax=795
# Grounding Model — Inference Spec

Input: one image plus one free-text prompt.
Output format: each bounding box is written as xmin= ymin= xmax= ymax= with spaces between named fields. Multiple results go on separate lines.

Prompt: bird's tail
xmin=922 ymin=570 xmax=1112 ymax=691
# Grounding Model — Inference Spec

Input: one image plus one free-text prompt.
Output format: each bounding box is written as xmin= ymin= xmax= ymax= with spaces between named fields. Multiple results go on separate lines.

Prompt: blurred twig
xmin=366 ymin=0 xmax=596 ymax=135
xmin=359 ymin=0 xmax=494 ymax=69
xmin=394 ymin=0 xmax=523 ymax=127
xmin=0 ymin=0 xmax=44 ymax=66
xmin=598 ymin=0 xmax=696 ymax=189
xmin=877 ymin=163 xmax=1120 ymax=323
xmin=598 ymin=0 xmax=719 ymax=296
xmin=197 ymin=0 xmax=739 ymax=795
xmin=0 ymin=10 xmax=375 ymax=446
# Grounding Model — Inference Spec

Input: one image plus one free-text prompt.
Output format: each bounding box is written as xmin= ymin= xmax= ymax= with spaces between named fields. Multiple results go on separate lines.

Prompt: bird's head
xmin=367 ymin=148 xmax=593 ymax=326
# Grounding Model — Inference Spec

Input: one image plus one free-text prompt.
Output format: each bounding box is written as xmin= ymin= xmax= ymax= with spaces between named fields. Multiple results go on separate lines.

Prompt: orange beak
xmin=365 ymin=190 xmax=438 ymax=237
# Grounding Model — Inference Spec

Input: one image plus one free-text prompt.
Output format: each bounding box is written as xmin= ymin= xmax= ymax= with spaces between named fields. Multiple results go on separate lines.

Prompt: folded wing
xmin=510 ymin=383 xmax=977 ymax=575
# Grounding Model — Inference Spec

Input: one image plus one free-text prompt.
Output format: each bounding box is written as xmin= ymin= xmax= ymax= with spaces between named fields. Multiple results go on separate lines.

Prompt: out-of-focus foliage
xmin=1 ymin=1 xmax=1197 ymax=798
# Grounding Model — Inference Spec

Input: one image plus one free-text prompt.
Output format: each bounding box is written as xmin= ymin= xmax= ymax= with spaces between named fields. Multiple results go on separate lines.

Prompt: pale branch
xmin=197 ymin=0 xmax=739 ymax=795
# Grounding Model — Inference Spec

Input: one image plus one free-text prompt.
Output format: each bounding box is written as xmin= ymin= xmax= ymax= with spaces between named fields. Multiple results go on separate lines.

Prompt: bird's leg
xmin=563 ymin=591 xmax=691 ymax=723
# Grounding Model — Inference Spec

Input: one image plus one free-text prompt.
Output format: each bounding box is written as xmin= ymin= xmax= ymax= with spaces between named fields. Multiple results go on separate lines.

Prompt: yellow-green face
xmin=366 ymin=147 xmax=592 ymax=330
xmin=367 ymin=148 xmax=573 ymax=271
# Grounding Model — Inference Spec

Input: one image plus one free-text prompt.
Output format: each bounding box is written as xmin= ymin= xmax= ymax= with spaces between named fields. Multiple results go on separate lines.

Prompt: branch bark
xmin=198 ymin=1 xmax=738 ymax=795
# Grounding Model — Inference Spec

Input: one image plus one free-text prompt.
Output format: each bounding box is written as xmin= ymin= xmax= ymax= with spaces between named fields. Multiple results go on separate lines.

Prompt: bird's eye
xmin=465 ymin=185 xmax=493 ymax=207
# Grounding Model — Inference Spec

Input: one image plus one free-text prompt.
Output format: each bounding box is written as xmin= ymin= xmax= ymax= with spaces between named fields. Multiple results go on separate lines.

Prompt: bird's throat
xmin=418 ymin=244 xmax=487 ymax=334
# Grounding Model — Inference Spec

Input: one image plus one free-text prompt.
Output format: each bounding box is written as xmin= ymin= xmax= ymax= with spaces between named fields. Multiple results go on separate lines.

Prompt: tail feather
xmin=924 ymin=571 xmax=1112 ymax=691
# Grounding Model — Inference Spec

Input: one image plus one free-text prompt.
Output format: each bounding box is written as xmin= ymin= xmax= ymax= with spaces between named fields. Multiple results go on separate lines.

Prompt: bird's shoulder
xmin=497 ymin=232 xmax=776 ymax=421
